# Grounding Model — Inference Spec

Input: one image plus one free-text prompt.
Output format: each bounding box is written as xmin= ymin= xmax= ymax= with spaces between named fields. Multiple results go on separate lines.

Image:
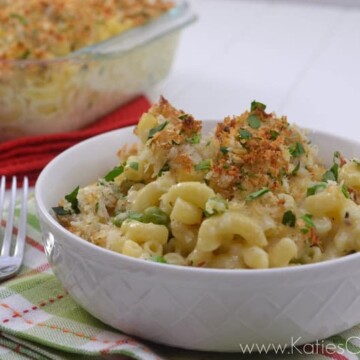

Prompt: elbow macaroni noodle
xmin=55 ymin=98 xmax=360 ymax=269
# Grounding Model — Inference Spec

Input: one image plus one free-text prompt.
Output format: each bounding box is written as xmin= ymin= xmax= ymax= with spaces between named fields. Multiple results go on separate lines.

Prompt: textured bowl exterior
xmin=35 ymin=124 xmax=360 ymax=352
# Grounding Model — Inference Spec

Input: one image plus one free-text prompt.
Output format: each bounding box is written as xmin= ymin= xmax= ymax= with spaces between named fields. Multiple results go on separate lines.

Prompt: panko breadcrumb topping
xmin=130 ymin=98 xmax=325 ymax=201
xmin=0 ymin=0 xmax=174 ymax=60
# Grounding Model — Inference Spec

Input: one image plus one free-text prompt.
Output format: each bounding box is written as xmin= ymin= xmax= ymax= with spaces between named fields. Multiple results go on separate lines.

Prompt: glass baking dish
xmin=0 ymin=1 xmax=195 ymax=141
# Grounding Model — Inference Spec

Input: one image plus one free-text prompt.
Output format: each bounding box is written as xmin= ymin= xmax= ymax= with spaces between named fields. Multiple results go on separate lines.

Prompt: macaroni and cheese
xmin=55 ymin=98 xmax=360 ymax=269
xmin=0 ymin=0 xmax=173 ymax=60
xmin=0 ymin=0 xmax=177 ymax=140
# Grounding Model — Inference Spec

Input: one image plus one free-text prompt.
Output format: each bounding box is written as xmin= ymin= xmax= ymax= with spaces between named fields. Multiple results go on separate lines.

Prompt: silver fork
xmin=0 ymin=176 xmax=28 ymax=281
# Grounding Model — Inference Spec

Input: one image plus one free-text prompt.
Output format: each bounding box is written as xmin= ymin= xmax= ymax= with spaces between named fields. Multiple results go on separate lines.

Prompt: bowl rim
xmin=35 ymin=124 xmax=360 ymax=277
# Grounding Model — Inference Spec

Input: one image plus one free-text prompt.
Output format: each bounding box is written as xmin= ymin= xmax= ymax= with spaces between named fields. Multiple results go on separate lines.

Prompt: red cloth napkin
xmin=0 ymin=96 xmax=151 ymax=187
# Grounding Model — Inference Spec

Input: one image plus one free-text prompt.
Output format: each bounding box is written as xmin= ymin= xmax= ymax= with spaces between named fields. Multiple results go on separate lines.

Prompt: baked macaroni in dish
xmin=54 ymin=98 xmax=360 ymax=269
xmin=0 ymin=0 xmax=181 ymax=141
xmin=0 ymin=0 xmax=173 ymax=60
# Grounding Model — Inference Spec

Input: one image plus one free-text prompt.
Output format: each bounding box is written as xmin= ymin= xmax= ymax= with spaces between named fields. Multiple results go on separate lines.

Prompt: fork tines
xmin=0 ymin=176 xmax=29 ymax=260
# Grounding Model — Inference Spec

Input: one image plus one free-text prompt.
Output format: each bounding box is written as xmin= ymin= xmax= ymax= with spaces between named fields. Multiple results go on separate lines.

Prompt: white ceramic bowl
xmin=35 ymin=121 xmax=360 ymax=352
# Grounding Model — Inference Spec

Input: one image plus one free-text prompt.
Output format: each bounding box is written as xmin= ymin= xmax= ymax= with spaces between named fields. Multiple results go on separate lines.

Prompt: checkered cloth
xmin=1 ymin=196 xmax=360 ymax=359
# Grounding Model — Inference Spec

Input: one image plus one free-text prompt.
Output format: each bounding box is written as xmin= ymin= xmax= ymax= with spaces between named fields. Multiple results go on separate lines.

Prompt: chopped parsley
xmin=178 ymin=114 xmax=189 ymax=120
xmin=300 ymin=214 xmax=315 ymax=234
xmin=21 ymin=50 xmax=31 ymax=59
xmin=291 ymin=162 xmax=301 ymax=176
xmin=239 ymin=128 xmax=252 ymax=140
xmin=10 ymin=13 xmax=27 ymax=25
xmin=245 ymin=188 xmax=270 ymax=201
xmin=269 ymin=130 xmax=279 ymax=141
xmin=289 ymin=142 xmax=305 ymax=157
xmin=322 ymin=170 xmax=336 ymax=182
xmin=342 ymin=185 xmax=350 ymax=199
xmin=220 ymin=146 xmax=229 ymax=155
xmin=148 ymin=121 xmax=168 ymax=139
xmin=247 ymin=114 xmax=261 ymax=129
xmin=158 ymin=163 xmax=170 ymax=176
xmin=307 ymin=183 xmax=327 ymax=197
xmin=204 ymin=197 xmax=228 ymax=217
xmin=52 ymin=206 xmax=71 ymax=216
xmin=150 ymin=255 xmax=167 ymax=264
xmin=251 ymin=100 xmax=266 ymax=112
xmin=301 ymin=214 xmax=314 ymax=228
xmin=330 ymin=152 xmax=340 ymax=179
xmin=187 ymin=133 xmax=201 ymax=144
xmin=65 ymin=186 xmax=80 ymax=214
xmin=113 ymin=208 xmax=170 ymax=227
xmin=104 ymin=165 xmax=124 ymax=182
xmin=128 ymin=162 xmax=139 ymax=171
xmin=322 ymin=152 xmax=341 ymax=182
xmin=194 ymin=159 xmax=212 ymax=171
xmin=282 ymin=210 xmax=296 ymax=227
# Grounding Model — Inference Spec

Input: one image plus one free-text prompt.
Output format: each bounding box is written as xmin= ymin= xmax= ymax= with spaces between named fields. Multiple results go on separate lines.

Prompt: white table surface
xmin=147 ymin=0 xmax=360 ymax=140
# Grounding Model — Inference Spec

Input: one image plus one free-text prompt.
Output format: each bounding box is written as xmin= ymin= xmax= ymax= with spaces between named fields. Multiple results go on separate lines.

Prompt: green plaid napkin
xmin=1 ymin=195 xmax=360 ymax=360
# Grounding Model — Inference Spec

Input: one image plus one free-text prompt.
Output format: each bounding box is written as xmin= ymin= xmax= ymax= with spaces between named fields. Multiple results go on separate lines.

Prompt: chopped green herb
xmin=300 ymin=228 xmax=309 ymax=234
xmin=289 ymin=142 xmax=305 ymax=157
xmin=114 ymin=208 xmax=170 ymax=227
xmin=251 ymin=100 xmax=267 ymax=112
xmin=65 ymin=186 xmax=80 ymax=214
xmin=307 ymin=183 xmax=327 ymax=197
xmin=95 ymin=202 xmax=99 ymax=213
xmin=301 ymin=214 xmax=314 ymax=228
xmin=269 ymin=130 xmax=279 ymax=141
xmin=291 ymin=162 xmax=301 ymax=176
xmin=239 ymin=128 xmax=252 ymax=140
xmin=204 ymin=197 xmax=228 ymax=217
xmin=187 ymin=133 xmax=201 ymax=144
xmin=158 ymin=163 xmax=170 ymax=176
xmin=223 ymin=163 xmax=230 ymax=169
xmin=279 ymin=167 xmax=288 ymax=178
xmin=247 ymin=114 xmax=261 ymax=129
xmin=178 ymin=114 xmax=189 ymax=120
xmin=282 ymin=210 xmax=296 ymax=227
xmin=220 ymin=146 xmax=229 ymax=155
xmin=143 ymin=207 xmax=170 ymax=226
xmin=322 ymin=151 xmax=340 ymax=182
xmin=21 ymin=50 xmax=31 ymax=59
xmin=10 ymin=13 xmax=27 ymax=25
xmin=245 ymin=188 xmax=270 ymax=201
xmin=128 ymin=162 xmax=139 ymax=171
xmin=150 ymin=255 xmax=167 ymax=264
xmin=333 ymin=151 xmax=341 ymax=164
xmin=342 ymin=185 xmax=350 ymax=199
xmin=148 ymin=121 xmax=168 ymax=139
xmin=194 ymin=159 xmax=212 ymax=171
xmin=52 ymin=206 xmax=71 ymax=216
xmin=237 ymin=183 xmax=246 ymax=191
xmin=322 ymin=168 xmax=337 ymax=182
xmin=104 ymin=165 xmax=124 ymax=182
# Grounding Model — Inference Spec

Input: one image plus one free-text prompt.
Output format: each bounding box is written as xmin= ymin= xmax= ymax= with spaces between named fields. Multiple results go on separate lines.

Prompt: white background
xmin=147 ymin=0 xmax=360 ymax=140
